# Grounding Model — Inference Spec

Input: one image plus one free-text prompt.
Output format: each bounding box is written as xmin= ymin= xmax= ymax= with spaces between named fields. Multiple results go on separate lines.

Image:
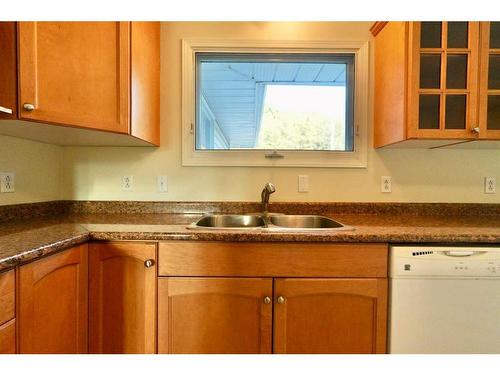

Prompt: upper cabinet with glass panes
xmin=372 ymin=21 xmax=500 ymax=148
xmin=479 ymin=22 xmax=500 ymax=137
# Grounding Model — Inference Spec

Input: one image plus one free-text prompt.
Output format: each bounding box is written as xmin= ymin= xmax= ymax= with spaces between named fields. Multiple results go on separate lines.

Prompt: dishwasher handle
xmin=442 ymin=250 xmax=487 ymax=257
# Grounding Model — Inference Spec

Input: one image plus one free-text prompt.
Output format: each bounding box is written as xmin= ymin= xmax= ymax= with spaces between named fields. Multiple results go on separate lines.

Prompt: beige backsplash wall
xmin=61 ymin=22 xmax=500 ymax=203
xmin=0 ymin=135 xmax=62 ymax=205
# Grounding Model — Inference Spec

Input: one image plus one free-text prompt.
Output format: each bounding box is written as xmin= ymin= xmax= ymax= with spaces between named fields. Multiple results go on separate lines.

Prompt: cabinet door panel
xmin=89 ymin=242 xmax=157 ymax=354
xmin=0 ymin=269 xmax=15 ymax=325
xmin=18 ymin=22 xmax=130 ymax=133
xmin=158 ymin=277 xmax=273 ymax=354
xmin=19 ymin=244 xmax=88 ymax=354
xmin=0 ymin=319 xmax=16 ymax=354
xmin=274 ymin=278 xmax=387 ymax=354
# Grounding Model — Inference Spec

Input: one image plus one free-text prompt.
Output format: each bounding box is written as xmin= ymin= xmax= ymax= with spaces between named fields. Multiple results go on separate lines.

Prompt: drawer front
xmin=0 ymin=270 xmax=15 ymax=325
xmin=159 ymin=242 xmax=388 ymax=278
xmin=0 ymin=319 xmax=16 ymax=354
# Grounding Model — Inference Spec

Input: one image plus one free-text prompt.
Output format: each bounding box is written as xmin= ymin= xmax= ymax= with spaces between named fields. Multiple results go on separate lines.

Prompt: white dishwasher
xmin=389 ymin=246 xmax=500 ymax=354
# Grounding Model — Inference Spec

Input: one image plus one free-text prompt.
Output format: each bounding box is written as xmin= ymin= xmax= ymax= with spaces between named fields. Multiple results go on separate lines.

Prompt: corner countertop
xmin=2 ymin=211 xmax=500 ymax=271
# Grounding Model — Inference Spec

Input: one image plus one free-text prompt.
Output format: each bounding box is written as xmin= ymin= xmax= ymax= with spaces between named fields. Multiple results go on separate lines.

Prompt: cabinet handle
xmin=23 ymin=103 xmax=35 ymax=111
xmin=144 ymin=259 xmax=155 ymax=268
xmin=0 ymin=105 xmax=13 ymax=114
xmin=263 ymin=296 xmax=271 ymax=304
xmin=277 ymin=296 xmax=286 ymax=304
xmin=471 ymin=127 xmax=480 ymax=135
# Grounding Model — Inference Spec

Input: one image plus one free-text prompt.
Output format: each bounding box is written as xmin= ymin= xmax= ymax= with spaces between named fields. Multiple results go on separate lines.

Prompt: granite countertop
xmin=2 ymin=209 xmax=500 ymax=271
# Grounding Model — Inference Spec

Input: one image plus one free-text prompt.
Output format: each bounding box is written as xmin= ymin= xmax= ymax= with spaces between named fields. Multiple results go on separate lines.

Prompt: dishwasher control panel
xmin=390 ymin=246 xmax=500 ymax=278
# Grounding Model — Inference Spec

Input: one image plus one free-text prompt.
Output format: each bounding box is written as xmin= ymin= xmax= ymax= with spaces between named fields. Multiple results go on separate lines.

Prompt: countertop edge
xmin=0 ymin=233 xmax=90 ymax=271
xmin=3 ymin=226 xmax=500 ymax=272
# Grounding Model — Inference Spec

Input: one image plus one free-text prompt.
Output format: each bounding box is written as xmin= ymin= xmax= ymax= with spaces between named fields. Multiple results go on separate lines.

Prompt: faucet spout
xmin=261 ymin=182 xmax=276 ymax=214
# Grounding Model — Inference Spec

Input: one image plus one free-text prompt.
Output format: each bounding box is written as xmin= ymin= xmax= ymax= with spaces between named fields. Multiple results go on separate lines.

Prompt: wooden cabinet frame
xmin=478 ymin=22 xmax=500 ymax=139
xmin=373 ymin=21 xmax=497 ymax=148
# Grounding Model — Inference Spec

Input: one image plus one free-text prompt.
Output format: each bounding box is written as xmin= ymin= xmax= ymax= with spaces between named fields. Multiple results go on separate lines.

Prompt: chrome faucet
xmin=261 ymin=182 xmax=276 ymax=215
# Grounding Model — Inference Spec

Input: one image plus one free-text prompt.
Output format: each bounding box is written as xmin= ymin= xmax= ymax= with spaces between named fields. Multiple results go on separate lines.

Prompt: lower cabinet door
xmin=89 ymin=242 xmax=157 ymax=354
xmin=158 ymin=277 xmax=273 ymax=354
xmin=18 ymin=244 xmax=88 ymax=354
xmin=273 ymin=278 xmax=388 ymax=354
xmin=0 ymin=319 xmax=16 ymax=354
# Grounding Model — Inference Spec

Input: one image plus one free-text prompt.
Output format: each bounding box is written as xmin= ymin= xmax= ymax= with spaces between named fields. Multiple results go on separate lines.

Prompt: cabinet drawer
xmin=159 ymin=242 xmax=388 ymax=278
xmin=0 ymin=319 xmax=16 ymax=354
xmin=0 ymin=270 xmax=15 ymax=325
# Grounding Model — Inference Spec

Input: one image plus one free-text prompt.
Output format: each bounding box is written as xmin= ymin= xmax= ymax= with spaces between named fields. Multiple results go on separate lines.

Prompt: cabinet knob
xmin=277 ymin=296 xmax=286 ymax=304
xmin=263 ymin=296 xmax=271 ymax=304
xmin=144 ymin=259 xmax=155 ymax=268
xmin=471 ymin=127 xmax=480 ymax=135
xmin=23 ymin=103 xmax=35 ymax=112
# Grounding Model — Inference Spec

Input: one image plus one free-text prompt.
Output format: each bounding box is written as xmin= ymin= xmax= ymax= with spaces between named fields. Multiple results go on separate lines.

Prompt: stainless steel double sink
xmin=187 ymin=214 xmax=352 ymax=231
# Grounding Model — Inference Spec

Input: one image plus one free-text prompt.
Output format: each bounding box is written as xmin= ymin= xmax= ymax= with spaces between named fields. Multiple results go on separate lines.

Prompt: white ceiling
xmin=200 ymin=62 xmax=347 ymax=148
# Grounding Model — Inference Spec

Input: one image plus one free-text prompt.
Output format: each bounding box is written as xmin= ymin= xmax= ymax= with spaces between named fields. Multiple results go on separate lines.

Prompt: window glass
xmin=196 ymin=53 xmax=354 ymax=152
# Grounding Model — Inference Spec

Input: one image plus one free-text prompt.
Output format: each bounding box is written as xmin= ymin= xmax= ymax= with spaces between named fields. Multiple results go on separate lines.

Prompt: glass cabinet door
xmin=411 ymin=22 xmax=480 ymax=139
xmin=479 ymin=22 xmax=500 ymax=138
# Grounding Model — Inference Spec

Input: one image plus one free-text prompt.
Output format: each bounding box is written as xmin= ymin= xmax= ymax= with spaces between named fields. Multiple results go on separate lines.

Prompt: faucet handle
xmin=264 ymin=182 xmax=276 ymax=193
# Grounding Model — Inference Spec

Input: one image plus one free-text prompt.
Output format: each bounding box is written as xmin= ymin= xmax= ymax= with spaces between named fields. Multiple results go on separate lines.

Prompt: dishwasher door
xmin=389 ymin=278 xmax=500 ymax=354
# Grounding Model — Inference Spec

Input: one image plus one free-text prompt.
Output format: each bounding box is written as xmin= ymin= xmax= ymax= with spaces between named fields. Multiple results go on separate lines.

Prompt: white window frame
xmin=182 ymin=38 xmax=369 ymax=168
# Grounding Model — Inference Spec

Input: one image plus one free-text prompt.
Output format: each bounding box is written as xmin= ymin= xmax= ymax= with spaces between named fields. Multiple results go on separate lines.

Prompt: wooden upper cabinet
xmin=18 ymin=22 xmax=130 ymax=133
xmin=373 ymin=21 xmax=485 ymax=147
xmin=409 ymin=22 xmax=479 ymax=140
xmin=0 ymin=22 xmax=17 ymax=120
xmin=0 ymin=21 xmax=159 ymax=145
xmin=89 ymin=241 xmax=157 ymax=354
xmin=131 ymin=22 xmax=160 ymax=145
xmin=158 ymin=277 xmax=273 ymax=354
xmin=18 ymin=244 xmax=88 ymax=354
xmin=273 ymin=278 xmax=387 ymax=354
xmin=478 ymin=22 xmax=500 ymax=139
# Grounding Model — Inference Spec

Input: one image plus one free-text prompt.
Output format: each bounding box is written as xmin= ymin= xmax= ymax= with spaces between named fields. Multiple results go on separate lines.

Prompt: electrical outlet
xmin=298 ymin=175 xmax=309 ymax=193
xmin=157 ymin=175 xmax=168 ymax=192
xmin=121 ymin=176 xmax=133 ymax=191
xmin=0 ymin=173 xmax=15 ymax=193
xmin=485 ymin=177 xmax=496 ymax=194
xmin=381 ymin=176 xmax=392 ymax=193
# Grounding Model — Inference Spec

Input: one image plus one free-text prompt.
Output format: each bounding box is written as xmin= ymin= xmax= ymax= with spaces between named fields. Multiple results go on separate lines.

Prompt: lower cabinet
xmin=0 ymin=319 xmax=16 ymax=354
xmin=158 ymin=277 xmax=387 ymax=354
xmin=0 ymin=269 xmax=16 ymax=354
xmin=8 ymin=240 xmax=388 ymax=354
xmin=273 ymin=278 xmax=387 ymax=354
xmin=18 ymin=243 xmax=88 ymax=354
xmin=12 ymin=241 xmax=156 ymax=354
xmin=158 ymin=277 xmax=273 ymax=354
xmin=157 ymin=242 xmax=389 ymax=354
xmin=89 ymin=241 xmax=157 ymax=354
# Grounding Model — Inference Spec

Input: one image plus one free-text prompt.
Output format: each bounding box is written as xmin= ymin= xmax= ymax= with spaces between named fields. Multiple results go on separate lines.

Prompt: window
xmin=182 ymin=39 xmax=369 ymax=167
